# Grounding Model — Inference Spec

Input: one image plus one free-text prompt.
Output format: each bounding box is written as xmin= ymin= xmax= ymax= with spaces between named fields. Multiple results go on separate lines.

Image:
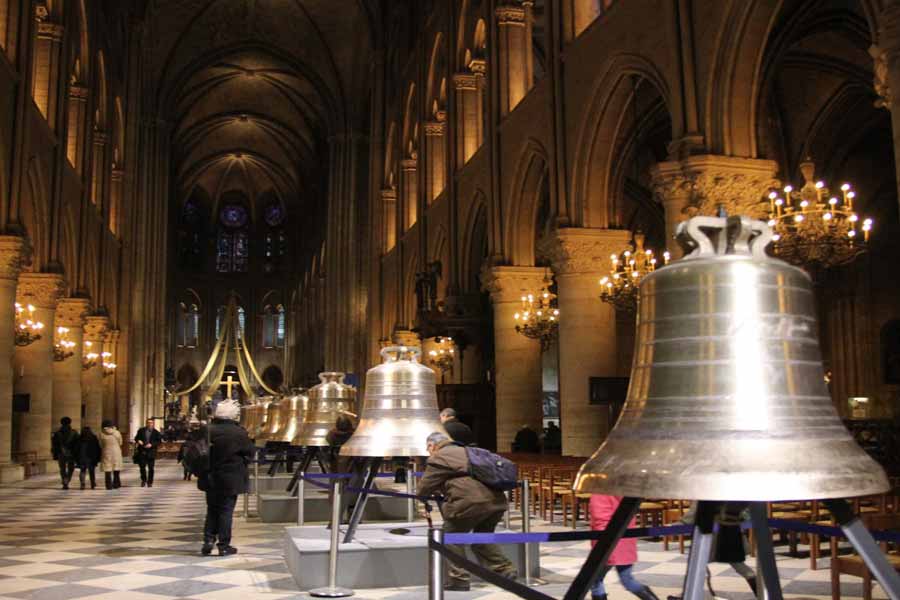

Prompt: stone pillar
xmin=873 ymin=6 xmax=900 ymax=218
xmin=401 ymin=157 xmax=418 ymax=230
xmin=91 ymin=131 xmax=108 ymax=208
xmin=495 ymin=4 xmax=531 ymax=116
xmin=481 ymin=266 xmax=546 ymax=452
xmin=382 ymin=187 xmax=397 ymax=252
xmin=103 ymin=329 xmax=120 ymax=422
xmin=109 ymin=168 xmax=124 ymax=236
xmin=53 ymin=298 xmax=88 ymax=430
xmin=32 ymin=17 xmax=64 ymax=128
xmin=651 ymin=155 xmax=780 ymax=258
xmin=66 ymin=85 xmax=88 ymax=172
xmin=0 ymin=237 xmax=25 ymax=482
xmin=424 ymin=118 xmax=446 ymax=204
xmin=13 ymin=273 xmax=64 ymax=466
xmin=82 ymin=316 xmax=109 ymax=431
xmin=539 ymin=228 xmax=631 ymax=456
xmin=454 ymin=72 xmax=480 ymax=166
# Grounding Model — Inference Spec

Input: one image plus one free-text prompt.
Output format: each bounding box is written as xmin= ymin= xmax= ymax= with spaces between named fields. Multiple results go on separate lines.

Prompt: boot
xmin=634 ymin=587 xmax=660 ymax=600
xmin=113 ymin=471 xmax=121 ymax=488
xmin=105 ymin=472 xmax=113 ymax=490
xmin=592 ymin=595 xmax=608 ymax=600
xmin=201 ymin=542 xmax=214 ymax=556
xmin=218 ymin=545 xmax=238 ymax=556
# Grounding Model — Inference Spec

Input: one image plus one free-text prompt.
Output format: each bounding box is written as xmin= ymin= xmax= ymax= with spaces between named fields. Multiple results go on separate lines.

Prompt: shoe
xmin=444 ymin=581 xmax=470 ymax=592
xmin=201 ymin=543 xmax=214 ymax=556
xmin=635 ymin=587 xmax=660 ymax=600
xmin=141 ymin=481 xmax=146 ymax=487
xmin=667 ymin=596 xmax=682 ymax=600
xmin=218 ymin=546 xmax=238 ymax=556
xmin=80 ymin=482 xmax=85 ymax=490
xmin=592 ymin=595 xmax=608 ymax=600
xmin=62 ymin=483 xmax=68 ymax=490
xmin=148 ymin=483 xmax=153 ymax=487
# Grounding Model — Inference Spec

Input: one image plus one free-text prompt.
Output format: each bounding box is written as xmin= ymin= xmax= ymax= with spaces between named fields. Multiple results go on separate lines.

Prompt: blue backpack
xmin=462 ymin=445 xmax=518 ymax=491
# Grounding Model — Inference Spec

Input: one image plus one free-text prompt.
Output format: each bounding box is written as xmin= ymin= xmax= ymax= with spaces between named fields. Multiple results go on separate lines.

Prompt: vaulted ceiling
xmin=139 ymin=0 xmax=373 ymax=221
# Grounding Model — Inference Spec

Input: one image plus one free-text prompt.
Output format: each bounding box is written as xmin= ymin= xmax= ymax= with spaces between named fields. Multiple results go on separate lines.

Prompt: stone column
xmin=401 ymin=157 xmax=418 ymax=230
xmin=0 ymin=237 xmax=25 ymax=482
xmin=13 ymin=273 xmax=64 ymax=467
xmin=480 ymin=266 xmax=546 ymax=452
xmin=82 ymin=316 xmax=109 ymax=431
xmin=495 ymin=3 xmax=531 ymax=116
xmin=32 ymin=18 xmax=64 ymax=128
xmin=103 ymin=329 xmax=120 ymax=422
xmin=91 ymin=131 xmax=108 ymax=208
xmin=873 ymin=6 xmax=900 ymax=217
xmin=454 ymin=72 xmax=480 ymax=166
xmin=53 ymin=298 xmax=88 ymax=430
xmin=109 ymin=168 xmax=124 ymax=236
xmin=66 ymin=85 xmax=88 ymax=172
xmin=424 ymin=119 xmax=446 ymax=204
xmin=539 ymin=228 xmax=631 ymax=456
xmin=651 ymin=155 xmax=780 ymax=258
xmin=381 ymin=187 xmax=397 ymax=252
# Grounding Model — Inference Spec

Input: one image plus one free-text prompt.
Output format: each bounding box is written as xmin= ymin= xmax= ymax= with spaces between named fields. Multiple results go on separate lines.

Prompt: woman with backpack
xmin=98 ymin=420 xmax=124 ymax=489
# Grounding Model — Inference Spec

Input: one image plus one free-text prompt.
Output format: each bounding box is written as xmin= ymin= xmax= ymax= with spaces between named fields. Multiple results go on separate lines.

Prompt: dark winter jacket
xmin=418 ymin=440 xmax=508 ymax=521
xmin=134 ymin=427 xmax=163 ymax=460
xmin=51 ymin=426 xmax=79 ymax=461
xmin=198 ymin=418 xmax=255 ymax=496
xmin=325 ymin=427 xmax=354 ymax=472
xmin=442 ymin=417 xmax=475 ymax=446
xmin=76 ymin=429 xmax=101 ymax=468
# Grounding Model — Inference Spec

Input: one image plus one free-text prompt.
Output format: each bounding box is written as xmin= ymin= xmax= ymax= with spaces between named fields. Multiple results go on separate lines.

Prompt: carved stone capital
xmin=69 ymin=85 xmax=89 ymax=100
xmin=469 ymin=58 xmax=487 ymax=76
xmin=37 ymin=22 xmax=64 ymax=40
xmin=16 ymin=273 xmax=65 ymax=309
xmin=83 ymin=315 xmax=110 ymax=342
xmin=111 ymin=168 xmax=125 ymax=182
xmin=453 ymin=72 xmax=478 ymax=91
xmin=380 ymin=187 xmax=397 ymax=202
xmin=536 ymin=228 xmax=632 ymax=276
xmin=0 ymin=236 xmax=27 ymax=281
xmin=104 ymin=329 xmax=121 ymax=350
xmin=496 ymin=5 xmax=526 ymax=25
xmin=391 ymin=328 xmax=420 ymax=348
xmin=424 ymin=121 xmax=446 ymax=136
xmin=480 ymin=265 xmax=547 ymax=304
xmin=400 ymin=158 xmax=417 ymax=171
xmin=870 ymin=45 xmax=892 ymax=109
xmin=93 ymin=131 xmax=108 ymax=145
xmin=56 ymin=298 xmax=90 ymax=328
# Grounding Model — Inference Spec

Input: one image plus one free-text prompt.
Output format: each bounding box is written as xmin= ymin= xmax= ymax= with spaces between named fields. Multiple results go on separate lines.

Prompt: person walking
xmin=178 ymin=423 xmax=202 ymax=481
xmin=588 ymin=494 xmax=659 ymax=600
xmin=76 ymin=426 xmax=101 ymax=489
xmin=134 ymin=418 xmax=162 ymax=487
xmin=51 ymin=417 xmax=79 ymax=489
xmin=98 ymin=420 xmax=123 ymax=489
xmin=418 ymin=431 xmax=517 ymax=592
xmin=199 ymin=399 xmax=254 ymax=556
xmin=439 ymin=408 xmax=475 ymax=446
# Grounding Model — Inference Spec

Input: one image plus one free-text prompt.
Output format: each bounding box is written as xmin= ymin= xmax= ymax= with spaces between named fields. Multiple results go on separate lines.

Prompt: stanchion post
xmin=522 ymin=478 xmax=532 ymax=586
xmin=297 ymin=471 xmax=306 ymax=526
xmin=309 ymin=479 xmax=354 ymax=597
xmin=254 ymin=458 xmax=260 ymax=510
xmin=406 ymin=465 xmax=415 ymax=522
xmin=428 ymin=526 xmax=445 ymax=600
xmin=243 ymin=490 xmax=249 ymax=518
xmin=504 ymin=490 xmax=511 ymax=530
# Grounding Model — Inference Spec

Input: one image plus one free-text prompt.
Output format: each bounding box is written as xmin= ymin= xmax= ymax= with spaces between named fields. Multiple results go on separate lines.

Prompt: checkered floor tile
xmin=0 ymin=461 xmax=890 ymax=599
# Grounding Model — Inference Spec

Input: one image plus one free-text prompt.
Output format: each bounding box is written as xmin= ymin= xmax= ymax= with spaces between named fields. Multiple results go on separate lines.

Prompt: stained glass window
xmin=216 ymin=204 xmax=250 ymax=273
xmin=261 ymin=304 xmax=285 ymax=348
xmin=216 ymin=305 xmax=245 ymax=340
xmin=264 ymin=203 xmax=284 ymax=227
xmin=177 ymin=303 xmax=200 ymax=348
xmin=220 ymin=204 xmax=248 ymax=228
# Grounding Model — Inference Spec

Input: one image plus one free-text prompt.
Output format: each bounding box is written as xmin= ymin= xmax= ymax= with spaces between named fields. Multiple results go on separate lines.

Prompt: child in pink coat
xmin=589 ymin=494 xmax=659 ymax=600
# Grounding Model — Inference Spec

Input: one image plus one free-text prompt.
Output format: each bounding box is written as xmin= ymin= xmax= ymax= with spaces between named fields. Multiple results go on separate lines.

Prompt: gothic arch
xmin=403 ymin=253 xmax=418 ymax=327
xmin=21 ymin=157 xmax=49 ymax=269
xmin=462 ymin=191 xmax=488 ymax=292
xmin=505 ymin=139 xmax=549 ymax=265
xmin=94 ymin=51 xmax=108 ymax=130
xmin=426 ymin=33 xmax=446 ymax=116
xmin=571 ymin=53 xmax=671 ymax=229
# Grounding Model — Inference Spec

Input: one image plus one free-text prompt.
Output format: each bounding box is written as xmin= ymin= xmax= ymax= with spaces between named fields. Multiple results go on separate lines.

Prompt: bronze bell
xmin=255 ymin=397 xmax=284 ymax=444
xmin=574 ymin=215 xmax=889 ymax=501
xmin=293 ymin=372 xmax=357 ymax=446
xmin=340 ymin=346 xmax=448 ymax=458
xmin=270 ymin=392 xmax=308 ymax=443
xmin=247 ymin=397 xmax=271 ymax=439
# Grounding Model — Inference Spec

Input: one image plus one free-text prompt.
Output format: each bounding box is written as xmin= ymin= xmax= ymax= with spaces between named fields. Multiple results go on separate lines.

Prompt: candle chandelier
xmin=53 ymin=326 xmax=76 ymax=361
xmin=102 ymin=351 xmax=117 ymax=377
xmin=427 ymin=336 xmax=455 ymax=375
xmin=82 ymin=341 xmax=99 ymax=370
xmin=513 ymin=272 xmax=560 ymax=351
xmin=599 ymin=234 xmax=669 ymax=313
xmin=14 ymin=302 xmax=44 ymax=346
xmin=765 ymin=160 xmax=873 ymax=272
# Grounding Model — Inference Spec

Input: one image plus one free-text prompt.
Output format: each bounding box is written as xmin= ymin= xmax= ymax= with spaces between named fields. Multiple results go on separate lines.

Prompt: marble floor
xmin=0 ymin=460 xmax=888 ymax=599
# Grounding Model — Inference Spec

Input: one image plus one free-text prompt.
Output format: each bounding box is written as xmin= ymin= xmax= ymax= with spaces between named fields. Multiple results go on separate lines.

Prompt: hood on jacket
xmin=102 ymin=426 xmax=116 ymax=435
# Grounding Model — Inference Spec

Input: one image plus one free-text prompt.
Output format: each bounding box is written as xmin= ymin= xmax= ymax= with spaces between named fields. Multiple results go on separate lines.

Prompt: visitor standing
xmin=199 ymin=399 xmax=254 ymax=556
xmin=99 ymin=420 xmax=123 ymax=489
xmin=178 ymin=423 xmax=202 ymax=481
xmin=512 ymin=424 xmax=540 ymax=453
xmin=134 ymin=418 xmax=162 ymax=487
xmin=76 ymin=426 xmax=101 ymax=489
xmin=325 ymin=414 xmax=355 ymax=473
xmin=588 ymin=494 xmax=659 ymax=600
xmin=418 ymin=431 xmax=517 ymax=592
xmin=51 ymin=417 xmax=79 ymax=489
xmin=439 ymin=408 xmax=475 ymax=446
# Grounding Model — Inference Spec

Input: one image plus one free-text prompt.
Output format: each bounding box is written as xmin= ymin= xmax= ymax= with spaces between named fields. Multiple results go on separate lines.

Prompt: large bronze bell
xmin=574 ymin=215 xmax=889 ymax=501
xmin=293 ymin=372 xmax=357 ymax=446
xmin=340 ymin=346 xmax=447 ymax=457
xmin=270 ymin=392 xmax=308 ymax=443
xmin=255 ymin=397 xmax=284 ymax=444
xmin=248 ymin=397 xmax=271 ymax=439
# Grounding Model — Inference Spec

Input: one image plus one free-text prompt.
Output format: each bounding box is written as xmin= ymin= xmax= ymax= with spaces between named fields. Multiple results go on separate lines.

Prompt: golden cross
xmin=220 ymin=374 xmax=238 ymax=399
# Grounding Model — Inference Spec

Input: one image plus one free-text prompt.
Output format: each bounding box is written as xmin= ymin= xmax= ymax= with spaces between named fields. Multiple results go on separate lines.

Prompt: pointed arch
xmin=505 ymin=140 xmax=549 ymax=265
xmin=21 ymin=157 xmax=49 ymax=269
xmin=94 ymin=51 xmax=108 ymax=130
xmin=462 ymin=190 xmax=488 ymax=292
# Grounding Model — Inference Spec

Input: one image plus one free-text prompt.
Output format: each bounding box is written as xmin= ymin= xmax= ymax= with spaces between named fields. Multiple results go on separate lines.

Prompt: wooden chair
xmin=663 ymin=500 xmax=689 ymax=554
xmin=831 ymin=513 xmax=900 ymax=600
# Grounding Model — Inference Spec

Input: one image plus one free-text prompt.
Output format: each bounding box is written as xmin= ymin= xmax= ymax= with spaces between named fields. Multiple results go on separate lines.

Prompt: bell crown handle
xmin=676 ymin=215 xmax=772 ymax=260
xmin=380 ymin=345 xmax=422 ymax=363
xmin=318 ymin=371 xmax=346 ymax=383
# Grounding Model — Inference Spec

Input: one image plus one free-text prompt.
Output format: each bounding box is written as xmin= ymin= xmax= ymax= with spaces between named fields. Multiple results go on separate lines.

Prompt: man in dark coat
xmin=418 ymin=431 xmax=516 ymax=592
xmin=76 ymin=426 xmax=101 ymax=489
xmin=512 ymin=424 xmax=540 ymax=453
xmin=51 ymin=417 xmax=79 ymax=489
xmin=134 ymin=418 xmax=163 ymax=487
xmin=199 ymin=400 xmax=254 ymax=556
xmin=439 ymin=408 xmax=475 ymax=446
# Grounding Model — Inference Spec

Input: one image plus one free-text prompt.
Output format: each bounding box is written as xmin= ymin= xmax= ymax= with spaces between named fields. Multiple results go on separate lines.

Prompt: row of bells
xmin=241 ymin=215 xmax=888 ymax=501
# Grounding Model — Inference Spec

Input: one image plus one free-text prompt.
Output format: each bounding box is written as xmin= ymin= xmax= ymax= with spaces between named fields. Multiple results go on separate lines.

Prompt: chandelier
xmin=513 ymin=272 xmax=560 ymax=351
xmin=102 ymin=351 xmax=117 ymax=377
xmin=599 ymin=235 xmax=669 ymax=312
xmin=15 ymin=302 xmax=44 ymax=346
xmin=53 ymin=326 xmax=76 ymax=361
xmin=427 ymin=336 xmax=455 ymax=375
xmin=765 ymin=160 xmax=873 ymax=271
xmin=82 ymin=341 xmax=99 ymax=370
